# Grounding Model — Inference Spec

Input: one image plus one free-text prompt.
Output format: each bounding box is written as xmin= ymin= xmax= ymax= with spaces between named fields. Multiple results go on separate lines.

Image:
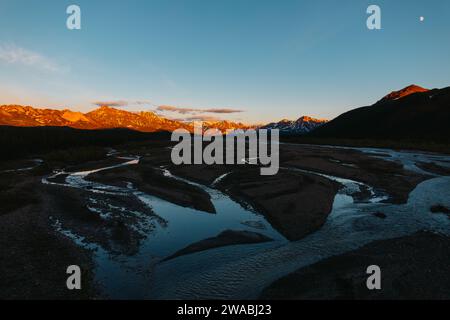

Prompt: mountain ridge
xmin=0 ymin=105 xmax=248 ymax=132
xmin=0 ymin=104 xmax=326 ymax=134
xmin=3 ymin=84 xmax=441 ymax=138
xmin=262 ymin=116 xmax=328 ymax=134
xmin=310 ymin=85 xmax=450 ymax=141
xmin=376 ymin=84 xmax=429 ymax=105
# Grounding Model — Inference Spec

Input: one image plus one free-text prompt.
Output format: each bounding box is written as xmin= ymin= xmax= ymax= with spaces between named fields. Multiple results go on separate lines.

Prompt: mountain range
xmin=0 ymin=104 xmax=326 ymax=134
xmin=0 ymin=105 xmax=251 ymax=133
xmin=261 ymin=116 xmax=328 ymax=134
xmin=311 ymin=84 xmax=450 ymax=140
xmin=375 ymin=84 xmax=430 ymax=105
xmin=1 ymin=84 xmax=448 ymax=140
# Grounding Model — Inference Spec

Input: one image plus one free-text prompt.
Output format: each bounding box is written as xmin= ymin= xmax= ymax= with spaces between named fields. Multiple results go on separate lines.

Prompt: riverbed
xmin=43 ymin=145 xmax=450 ymax=299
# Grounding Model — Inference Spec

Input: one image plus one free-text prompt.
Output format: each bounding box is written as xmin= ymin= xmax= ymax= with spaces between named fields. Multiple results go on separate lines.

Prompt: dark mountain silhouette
xmin=310 ymin=85 xmax=450 ymax=141
xmin=376 ymin=85 xmax=429 ymax=104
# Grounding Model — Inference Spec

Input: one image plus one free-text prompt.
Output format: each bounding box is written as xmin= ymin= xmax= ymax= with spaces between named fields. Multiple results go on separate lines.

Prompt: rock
xmin=430 ymin=205 xmax=450 ymax=217
xmin=373 ymin=212 xmax=387 ymax=219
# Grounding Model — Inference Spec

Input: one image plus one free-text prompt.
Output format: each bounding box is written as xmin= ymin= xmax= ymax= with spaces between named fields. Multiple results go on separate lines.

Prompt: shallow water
xmin=44 ymin=146 xmax=450 ymax=299
xmin=44 ymin=155 xmax=284 ymax=298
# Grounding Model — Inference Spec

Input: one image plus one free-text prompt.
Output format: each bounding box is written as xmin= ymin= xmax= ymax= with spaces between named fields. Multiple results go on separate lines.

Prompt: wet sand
xmin=44 ymin=184 xmax=161 ymax=256
xmin=417 ymin=161 xmax=450 ymax=176
xmin=279 ymin=144 xmax=429 ymax=203
xmin=215 ymin=167 xmax=340 ymax=241
xmin=0 ymin=173 xmax=96 ymax=299
xmin=163 ymin=230 xmax=273 ymax=262
xmin=260 ymin=232 xmax=450 ymax=300
xmin=87 ymin=163 xmax=216 ymax=214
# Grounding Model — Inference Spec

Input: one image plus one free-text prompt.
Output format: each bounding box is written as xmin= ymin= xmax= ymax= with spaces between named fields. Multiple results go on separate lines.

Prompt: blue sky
xmin=0 ymin=0 xmax=449 ymax=124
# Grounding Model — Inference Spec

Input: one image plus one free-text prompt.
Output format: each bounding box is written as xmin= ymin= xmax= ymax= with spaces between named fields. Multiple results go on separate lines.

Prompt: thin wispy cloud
xmin=156 ymin=105 xmax=243 ymax=114
xmin=93 ymin=100 xmax=154 ymax=107
xmin=206 ymin=108 xmax=244 ymax=114
xmin=156 ymin=105 xmax=197 ymax=114
xmin=0 ymin=44 xmax=66 ymax=73
xmin=173 ymin=115 xmax=222 ymax=122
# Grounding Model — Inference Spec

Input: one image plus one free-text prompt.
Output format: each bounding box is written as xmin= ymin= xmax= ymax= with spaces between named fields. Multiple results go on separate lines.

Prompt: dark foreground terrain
xmin=0 ymin=173 xmax=95 ymax=299
xmin=1 ymin=134 xmax=449 ymax=299
xmin=261 ymin=232 xmax=450 ymax=300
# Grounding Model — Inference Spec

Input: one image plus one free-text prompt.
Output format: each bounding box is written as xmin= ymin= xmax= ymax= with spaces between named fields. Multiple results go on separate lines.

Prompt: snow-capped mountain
xmin=261 ymin=116 xmax=328 ymax=134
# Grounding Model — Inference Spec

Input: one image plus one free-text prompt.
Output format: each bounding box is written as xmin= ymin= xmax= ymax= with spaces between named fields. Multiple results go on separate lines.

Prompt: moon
xmin=419 ymin=16 xmax=425 ymax=22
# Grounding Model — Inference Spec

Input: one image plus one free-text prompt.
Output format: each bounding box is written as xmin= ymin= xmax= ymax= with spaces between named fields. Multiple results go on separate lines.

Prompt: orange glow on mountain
xmin=378 ymin=85 xmax=429 ymax=104
xmin=0 ymin=105 xmax=251 ymax=133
